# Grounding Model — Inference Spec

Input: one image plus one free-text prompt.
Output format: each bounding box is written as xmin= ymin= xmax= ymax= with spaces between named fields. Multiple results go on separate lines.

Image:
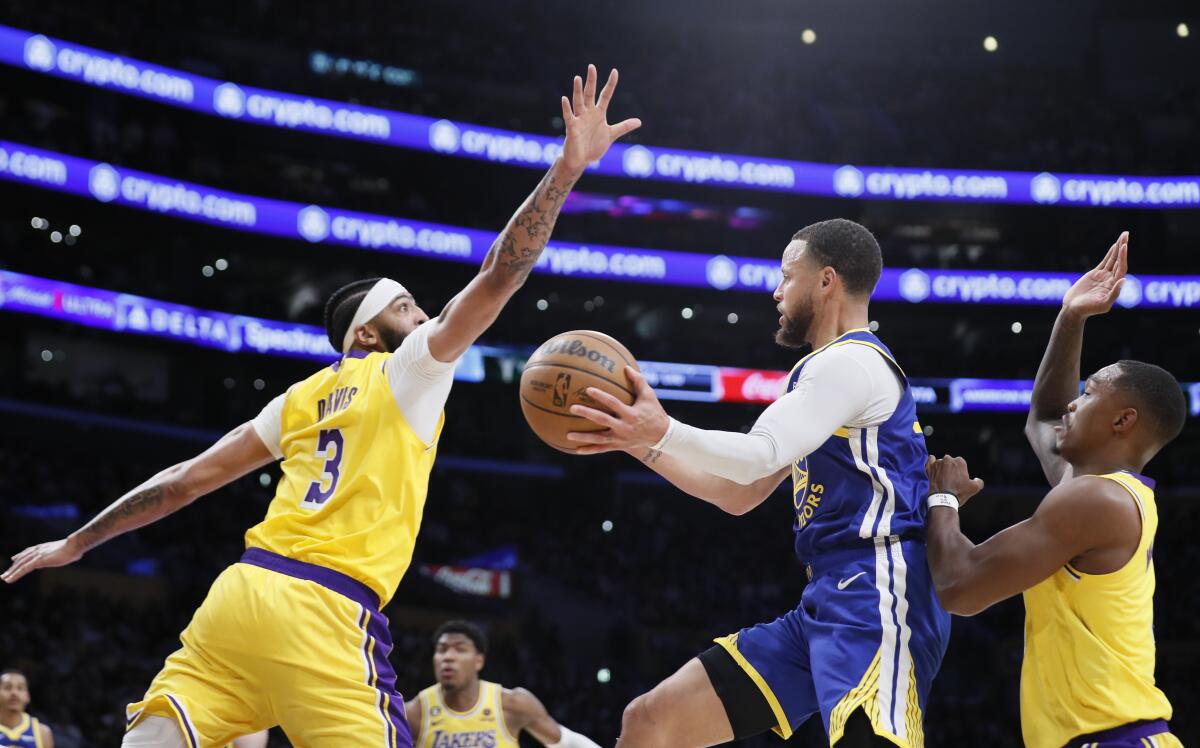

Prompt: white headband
xmin=341 ymin=278 xmax=408 ymax=353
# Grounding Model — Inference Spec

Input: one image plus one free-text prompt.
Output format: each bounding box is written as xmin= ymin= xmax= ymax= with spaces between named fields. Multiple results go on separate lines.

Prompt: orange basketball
xmin=519 ymin=330 xmax=640 ymax=454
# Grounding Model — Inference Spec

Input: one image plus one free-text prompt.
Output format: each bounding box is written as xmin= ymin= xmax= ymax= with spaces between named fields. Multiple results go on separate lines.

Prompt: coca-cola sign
xmin=719 ymin=368 xmax=789 ymax=403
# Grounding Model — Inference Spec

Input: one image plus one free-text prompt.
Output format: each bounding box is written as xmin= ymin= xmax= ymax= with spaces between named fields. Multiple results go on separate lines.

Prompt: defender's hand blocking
xmin=926 ymin=455 xmax=985 ymax=507
xmin=1062 ymin=231 xmax=1129 ymax=319
xmin=2 ymin=537 xmax=83 ymax=584
xmin=568 ymin=367 xmax=669 ymax=454
xmin=560 ymin=64 xmax=642 ymax=173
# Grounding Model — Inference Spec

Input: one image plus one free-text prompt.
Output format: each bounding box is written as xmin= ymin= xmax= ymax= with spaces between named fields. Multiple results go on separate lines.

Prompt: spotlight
xmin=68 ymin=224 xmax=81 ymax=237
xmin=202 ymin=265 xmax=215 ymax=277
xmin=596 ymin=668 xmax=612 ymax=684
xmin=601 ymin=520 xmax=614 ymax=533
xmin=49 ymin=231 xmax=62 ymax=243
xmin=801 ymin=29 xmax=817 ymax=45
xmin=1178 ymin=23 xmax=1190 ymax=38
xmin=681 ymin=307 xmax=694 ymax=320
xmin=1011 ymin=322 xmax=1023 ymax=334
xmin=254 ymin=378 xmax=266 ymax=391
xmin=536 ymin=299 xmax=549 ymax=311
xmin=215 ymin=258 xmax=229 ymax=271
xmin=983 ymin=36 xmax=999 ymax=52
xmin=727 ymin=312 xmax=739 ymax=324
xmin=31 ymin=217 xmax=46 ymax=229
xmin=869 ymin=320 xmax=880 ymax=332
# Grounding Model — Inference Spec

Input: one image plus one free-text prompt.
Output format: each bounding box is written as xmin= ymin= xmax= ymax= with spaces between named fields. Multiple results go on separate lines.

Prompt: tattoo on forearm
xmin=642 ymin=448 xmax=663 ymax=465
xmin=76 ymin=484 xmax=168 ymax=550
xmin=487 ymin=166 xmax=579 ymax=283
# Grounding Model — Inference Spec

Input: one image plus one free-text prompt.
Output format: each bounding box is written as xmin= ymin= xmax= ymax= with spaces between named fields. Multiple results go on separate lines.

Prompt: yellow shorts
xmin=126 ymin=548 xmax=410 ymax=748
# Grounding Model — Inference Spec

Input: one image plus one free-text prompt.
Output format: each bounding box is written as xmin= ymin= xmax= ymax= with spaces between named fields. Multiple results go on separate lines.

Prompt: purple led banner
xmin=4 ymin=270 xmax=1196 ymax=413
xmin=4 ymin=24 xmax=1200 ymax=208
xmin=6 ymin=140 xmax=1200 ymax=305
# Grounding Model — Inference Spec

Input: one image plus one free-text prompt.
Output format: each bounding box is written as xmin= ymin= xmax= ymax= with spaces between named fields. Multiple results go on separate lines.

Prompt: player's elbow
xmin=935 ymin=582 xmax=987 ymax=617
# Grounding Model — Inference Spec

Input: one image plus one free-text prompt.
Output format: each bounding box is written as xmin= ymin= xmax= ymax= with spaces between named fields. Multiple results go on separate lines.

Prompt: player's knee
xmin=122 ymin=716 xmax=188 ymax=748
xmin=620 ymin=692 xmax=669 ymax=747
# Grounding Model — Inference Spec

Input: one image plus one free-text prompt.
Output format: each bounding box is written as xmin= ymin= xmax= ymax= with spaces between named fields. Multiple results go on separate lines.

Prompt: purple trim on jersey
xmin=364 ymin=607 xmax=413 ymax=747
xmin=164 ymin=695 xmax=199 ymax=748
xmin=1122 ymin=471 xmax=1157 ymax=490
xmin=1065 ymin=719 xmax=1169 ymax=747
xmin=346 ymin=349 xmax=371 ymax=359
xmin=239 ymin=547 xmax=380 ymax=610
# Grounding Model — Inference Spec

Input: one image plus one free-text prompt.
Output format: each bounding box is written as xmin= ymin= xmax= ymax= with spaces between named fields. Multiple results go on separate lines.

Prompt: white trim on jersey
xmin=871 ymin=536 xmax=915 ymax=742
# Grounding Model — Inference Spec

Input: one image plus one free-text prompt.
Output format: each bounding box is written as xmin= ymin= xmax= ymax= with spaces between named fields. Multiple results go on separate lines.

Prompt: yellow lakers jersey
xmin=244 ymin=350 xmax=442 ymax=606
xmin=1021 ymin=471 xmax=1172 ymax=748
xmin=416 ymin=680 xmax=520 ymax=748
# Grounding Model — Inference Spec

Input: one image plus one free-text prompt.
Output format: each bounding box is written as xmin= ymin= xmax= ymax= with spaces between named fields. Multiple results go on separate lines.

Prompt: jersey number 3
xmin=302 ymin=428 xmax=344 ymax=507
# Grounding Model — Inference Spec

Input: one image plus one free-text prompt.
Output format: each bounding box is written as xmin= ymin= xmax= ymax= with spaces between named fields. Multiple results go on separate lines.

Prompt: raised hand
xmin=2 ymin=537 xmax=83 ymax=584
xmin=560 ymin=64 xmax=641 ymax=174
xmin=926 ymin=455 xmax=986 ymax=508
xmin=567 ymin=367 xmax=669 ymax=454
xmin=1062 ymin=231 xmax=1129 ymax=319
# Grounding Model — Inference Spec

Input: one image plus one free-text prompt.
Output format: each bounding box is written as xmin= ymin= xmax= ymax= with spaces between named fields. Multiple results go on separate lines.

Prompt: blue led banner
xmin=4 ymin=24 xmax=1200 ymax=209
xmin=5 ymin=140 xmax=1200 ymax=306
xmin=4 ymin=271 xmax=1196 ymax=414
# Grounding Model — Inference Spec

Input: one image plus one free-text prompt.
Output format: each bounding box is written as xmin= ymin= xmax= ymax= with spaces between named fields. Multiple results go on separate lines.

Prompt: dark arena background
xmin=2 ymin=1 xmax=1199 ymax=746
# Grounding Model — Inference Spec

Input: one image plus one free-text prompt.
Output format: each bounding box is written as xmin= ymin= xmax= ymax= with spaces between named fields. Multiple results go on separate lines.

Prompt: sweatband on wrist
xmin=927 ymin=493 xmax=960 ymax=511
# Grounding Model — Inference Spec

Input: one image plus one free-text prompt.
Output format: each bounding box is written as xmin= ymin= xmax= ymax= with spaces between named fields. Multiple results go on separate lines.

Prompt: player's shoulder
xmin=500 ymin=685 xmax=544 ymax=713
xmin=1042 ymin=473 xmax=1142 ymax=529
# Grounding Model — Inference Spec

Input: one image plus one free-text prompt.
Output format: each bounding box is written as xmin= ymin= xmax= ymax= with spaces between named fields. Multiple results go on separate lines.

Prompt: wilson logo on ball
xmin=538 ymin=339 xmax=617 ymax=374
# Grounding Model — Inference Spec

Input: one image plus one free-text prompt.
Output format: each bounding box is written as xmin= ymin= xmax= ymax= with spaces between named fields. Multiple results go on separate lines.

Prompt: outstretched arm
xmin=425 ymin=65 xmax=640 ymax=363
xmin=1025 ymin=232 xmax=1128 ymax=485
xmin=2 ymin=422 xmax=274 ymax=583
xmin=502 ymin=687 xmax=602 ymax=748
xmin=923 ymin=456 xmax=1134 ymax=616
xmin=630 ymin=448 xmax=790 ymax=515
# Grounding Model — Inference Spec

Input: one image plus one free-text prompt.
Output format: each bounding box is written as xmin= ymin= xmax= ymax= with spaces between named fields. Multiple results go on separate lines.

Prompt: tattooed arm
xmin=3 ymin=422 xmax=274 ymax=583
xmin=426 ymin=64 xmax=640 ymax=362
xmin=628 ymin=448 xmax=790 ymax=516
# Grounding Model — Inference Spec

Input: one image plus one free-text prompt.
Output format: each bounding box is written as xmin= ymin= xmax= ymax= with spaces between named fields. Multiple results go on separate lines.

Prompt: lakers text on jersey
xmin=416 ymin=681 xmax=519 ymax=748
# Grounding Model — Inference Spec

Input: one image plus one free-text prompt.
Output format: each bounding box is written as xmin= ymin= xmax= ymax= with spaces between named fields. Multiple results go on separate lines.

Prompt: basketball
xmin=520 ymin=330 xmax=640 ymax=453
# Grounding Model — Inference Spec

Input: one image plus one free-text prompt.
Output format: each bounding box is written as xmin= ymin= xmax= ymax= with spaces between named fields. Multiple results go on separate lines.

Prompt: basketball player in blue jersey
xmin=571 ymin=219 xmax=948 ymax=748
xmin=0 ymin=671 xmax=53 ymax=748
xmin=922 ymin=233 xmax=1186 ymax=748
xmin=2 ymin=64 xmax=640 ymax=747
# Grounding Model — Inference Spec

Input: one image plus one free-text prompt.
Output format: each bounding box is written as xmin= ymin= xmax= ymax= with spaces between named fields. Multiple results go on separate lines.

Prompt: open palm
xmin=1062 ymin=231 xmax=1128 ymax=318
xmin=560 ymin=64 xmax=641 ymax=173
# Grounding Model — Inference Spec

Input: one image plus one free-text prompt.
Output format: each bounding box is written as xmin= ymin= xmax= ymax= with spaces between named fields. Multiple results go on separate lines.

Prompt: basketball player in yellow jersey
xmin=404 ymin=621 xmax=601 ymax=748
xmin=921 ymin=232 xmax=1187 ymax=748
xmin=0 ymin=670 xmax=53 ymax=748
xmin=1 ymin=64 xmax=640 ymax=747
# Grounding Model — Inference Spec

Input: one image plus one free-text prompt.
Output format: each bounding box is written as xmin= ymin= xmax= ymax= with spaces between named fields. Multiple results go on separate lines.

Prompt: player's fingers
xmin=597 ymin=68 xmax=618 ymax=110
xmin=10 ymin=546 xmax=37 ymax=564
xmin=1117 ymin=240 xmax=1128 ymax=277
xmin=626 ymin=367 xmax=653 ymax=396
xmin=610 ymin=118 xmax=643 ymax=139
xmin=583 ymin=386 xmax=631 ymax=415
xmin=972 ymin=477 xmax=986 ymax=492
xmin=566 ymin=430 xmax=613 ymax=444
xmin=1099 ymin=239 xmax=1119 ymax=272
xmin=571 ymin=444 xmax=618 ymax=456
xmin=561 ymin=95 xmax=573 ymax=122
xmin=2 ymin=560 xmax=30 ymax=583
xmin=1106 ymin=277 xmax=1126 ymax=303
xmin=572 ymin=75 xmax=584 ymax=114
xmin=569 ymin=405 xmax=621 ymax=430
xmin=583 ymin=63 xmax=598 ymax=105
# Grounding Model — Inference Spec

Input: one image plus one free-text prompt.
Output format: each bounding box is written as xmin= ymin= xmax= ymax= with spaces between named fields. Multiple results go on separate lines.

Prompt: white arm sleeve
xmin=250 ymin=391 xmax=288 ymax=460
xmin=384 ymin=319 xmax=459 ymax=445
xmin=658 ymin=344 xmax=902 ymax=485
xmin=546 ymin=726 xmax=602 ymax=748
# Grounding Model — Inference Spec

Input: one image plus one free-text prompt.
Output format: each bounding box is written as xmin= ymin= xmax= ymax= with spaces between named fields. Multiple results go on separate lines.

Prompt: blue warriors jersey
xmin=787 ymin=329 xmax=928 ymax=562
xmin=0 ymin=716 xmax=45 ymax=748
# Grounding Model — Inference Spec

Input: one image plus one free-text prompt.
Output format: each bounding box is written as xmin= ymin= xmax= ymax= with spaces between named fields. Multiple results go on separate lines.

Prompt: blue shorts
xmin=715 ymin=538 xmax=950 ymax=748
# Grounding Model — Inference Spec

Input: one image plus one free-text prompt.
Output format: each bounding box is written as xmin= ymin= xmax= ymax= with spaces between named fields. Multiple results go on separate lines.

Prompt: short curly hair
xmin=792 ymin=218 xmax=883 ymax=296
xmin=323 ymin=278 xmax=381 ymax=352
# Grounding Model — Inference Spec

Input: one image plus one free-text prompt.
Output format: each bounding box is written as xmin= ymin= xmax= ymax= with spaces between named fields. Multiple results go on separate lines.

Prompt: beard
xmin=774 ymin=300 xmax=814 ymax=348
xmin=377 ymin=324 xmax=409 ymax=353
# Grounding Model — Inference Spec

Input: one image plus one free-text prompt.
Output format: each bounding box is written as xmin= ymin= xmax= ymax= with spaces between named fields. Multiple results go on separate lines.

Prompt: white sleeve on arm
xmin=657 ymin=344 xmax=902 ymax=485
xmin=546 ymin=726 xmax=601 ymax=748
xmin=250 ymin=391 xmax=288 ymax=460
xmin=384 ymin=319 xmax=459 ymax=445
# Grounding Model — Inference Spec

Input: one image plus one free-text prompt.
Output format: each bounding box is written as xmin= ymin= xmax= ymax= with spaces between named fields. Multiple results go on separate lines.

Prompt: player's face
xmin=773 ymin=241 xmax=820 ymax=348
xmin=1055 ymin=367 xmax=1125 ymax=460
xmin=0 ymin=673 xmax=30 ymax=712
xmin=433 ymin=634 xmax=484 ymax=689
xmin=368 ymin=293 xmax=430 ymax=352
